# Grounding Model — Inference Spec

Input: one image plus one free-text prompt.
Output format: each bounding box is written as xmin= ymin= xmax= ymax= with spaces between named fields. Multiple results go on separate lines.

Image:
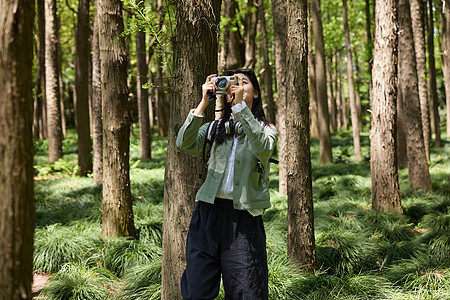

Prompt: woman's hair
xmin=215 ymin=69 xmax=269 ymax=144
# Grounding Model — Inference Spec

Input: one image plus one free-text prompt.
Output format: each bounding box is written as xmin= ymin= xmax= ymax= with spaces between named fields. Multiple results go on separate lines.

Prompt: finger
xmin=206 ymin=74 xmax=217 ymax=82
xmin=234 ymin=74 xmax=243 ymax=86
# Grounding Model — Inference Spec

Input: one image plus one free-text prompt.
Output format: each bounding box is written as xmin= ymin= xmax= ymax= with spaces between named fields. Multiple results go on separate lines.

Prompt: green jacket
xmin=176 ymin=106 xmax=278 ymax=210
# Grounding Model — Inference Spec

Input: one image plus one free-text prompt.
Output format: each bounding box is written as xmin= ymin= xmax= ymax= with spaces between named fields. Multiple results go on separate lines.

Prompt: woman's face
xmin=235 ymin=73 xmax=258 ymax=110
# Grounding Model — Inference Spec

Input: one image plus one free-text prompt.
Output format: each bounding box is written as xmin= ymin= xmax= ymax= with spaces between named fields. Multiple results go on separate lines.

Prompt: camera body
xmin=211 ymin=76 xmax=237 ymax=95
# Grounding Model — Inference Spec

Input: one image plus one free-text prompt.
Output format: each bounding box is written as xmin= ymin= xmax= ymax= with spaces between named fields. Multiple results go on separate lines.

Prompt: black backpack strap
xmin=203 ymin=120 xmax=219 ymax=166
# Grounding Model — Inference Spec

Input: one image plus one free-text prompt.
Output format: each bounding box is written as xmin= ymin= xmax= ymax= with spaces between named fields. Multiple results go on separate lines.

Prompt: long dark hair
xmin=215 ymin=69 xmax=269 ymax=144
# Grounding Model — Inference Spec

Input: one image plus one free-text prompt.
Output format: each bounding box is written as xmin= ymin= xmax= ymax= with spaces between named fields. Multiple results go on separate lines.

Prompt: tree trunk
xmin=338 ymin=52 xmax=349 ymax=129
xmin=410 ymin=0 xmax=430 ymax=160
xmin=354 ymin=48 xmax=363 ymax=131
xmin=427 ymin=0 xmax=441 ymax=147
xmin=286 ymin=0 xmax=316 ymax=272
xmin=308 ymin=9 xmax=319 ymax=138
xmin=0 ymin=1 xmax=35 ymax=298
xmin=370 ymin=0 xmax=402 ymax=213
xmin=399 ymin=0 xmax=432 ymax=191
xmin=92 ymin=0 xmax=103 ymax=185
xmin=273 ymin=0 xmax=288 ymax=195
xmin=397 ymin=83 xmax=408 ymax=169
xmin=327 ymin=55 xmax=337 ymax=132
xmin=75 ymin=0 xmax=92 ymax=175
xmin=336 ymin=51 xmax=343 ymax=130
xmin=219 ymin=0 xmax=243 ymax=71
xmin=136 ymin=9 xmax=151 ymax=159
xmin=156 ymin=0 xmax=169 ymax=137
xmin=439 ymin=0 xmax=450 ymax=138
xmin=257 ymin=0 xmax=276 ymax=124
xmin=161 ymin=0 xmax=221 ymax=298
xmin=99 ymin=0 xmax=135 ymax=237
xmin=34 ymin=0 xmax=46 ymax=139
xmin=243 ymin=0 xmax=258 ymax=68
xmin=365 ymin=0 xmax=373 ymax=104
xmin=45 ymin=0 xmax=63 ymax=162
xmin=311 ymin=0 xmax=333 ymax=163
xmin=343 ymin=0 xmax=362 ymax=161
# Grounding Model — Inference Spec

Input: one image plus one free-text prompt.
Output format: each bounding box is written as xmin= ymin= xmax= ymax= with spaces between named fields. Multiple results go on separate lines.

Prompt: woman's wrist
xmin=193 ymin=99 xmax=208 ymax=116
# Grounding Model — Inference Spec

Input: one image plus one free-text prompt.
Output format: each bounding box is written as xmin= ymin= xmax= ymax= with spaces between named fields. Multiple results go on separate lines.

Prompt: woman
xmin=176 ymin=69 xmax=278 ymax=300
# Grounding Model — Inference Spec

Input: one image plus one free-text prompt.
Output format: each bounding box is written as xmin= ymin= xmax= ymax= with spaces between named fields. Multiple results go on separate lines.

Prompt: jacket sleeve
xmin=234 ymin=106 xmax=278 ymax=168
xmin=176 ymin=110 xmax=209 ymax=158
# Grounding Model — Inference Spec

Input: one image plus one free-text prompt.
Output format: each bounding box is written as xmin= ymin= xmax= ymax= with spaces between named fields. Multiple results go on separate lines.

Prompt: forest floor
xmin=32 ymin=273 xmax=49 ymax=299
xmin=32 ymin=128 xmax=450 ymax=299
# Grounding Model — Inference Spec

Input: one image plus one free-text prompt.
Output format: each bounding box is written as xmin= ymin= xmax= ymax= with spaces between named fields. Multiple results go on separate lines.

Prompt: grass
xmin=34 ymin=127 xmax=450 ymax=299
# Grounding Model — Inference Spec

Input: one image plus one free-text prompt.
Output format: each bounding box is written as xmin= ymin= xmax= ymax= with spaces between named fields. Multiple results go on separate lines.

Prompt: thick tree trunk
xmin=308 ymin=11 xmax=319 ymax=138
xmin=136 ymin=11 xmax=151 ymax=159
xmin=243 ymin=0 xmax=258 ymax=68
xmin=161 ymin=0 xmax=221 ymax=298
xmin=370 ymin=0 xmax=402 ymax=213
xmin=92 ymin=1 xmax=103 ymax=185
xmin=410 ymin=0 xmax=430 ymax=160
xmin=34 ymin=0 xmax=46 ymax=139
xmin=99 ymin=0 xmax=135 ymax=237
xmin=312 ymin=0 xmax=333 ymax=163
xmin=75 ymin=0 xmax=92 ymax=175
xmin=399 ymin=0 xmax=432 ymax=191
xmin=286 ymin=0 xmax=316 ymax=272
xmin=427 ymin=0 xmax=441 ymax=147
xmin=365 ymin=0 xmax=373 ymax=104
xmin=343 ymin=0 xmax=362 ymax=161
xmin=273 ymin=0 xmax=288 ymax=195
xmin=258 ymin=0 xmax=276 ymax=124
xmin=327 ymin=55 xmax=337 ymax=132
xmin=0 ymin=1 xmax=36 ymax=298
xmin=45 ymin=0 xmax=63 ymax=162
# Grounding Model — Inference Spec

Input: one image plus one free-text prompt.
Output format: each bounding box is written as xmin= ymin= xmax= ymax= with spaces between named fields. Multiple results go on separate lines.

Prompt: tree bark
xmin=156 ymin=0 xmax=169 ymax=137
xmin=343 ymin=0 xmax=362 ymax=161
xmin=136 ymin=9 xmax=151 ymax=159
xmin=410 ymin=0 xmax=430 ymax=160
xmin=399 ymin=0 xmax=432 ymax=191
xmin=286 ymin=0 xmax=316 ymax=272
xmin=161 ymin=0 xmax=221 ymax=298
xmin=427 ymin=0 xmax=441 ymax=147
xmin=397 ymin=83 xmax=408 ymax=169
xmin=354 ymin=48 xmax=363 ymax=131
xmin=34 ymin=0 xmax=46 ymax=139
xmin=99 ymin=0 xmax=135 ymax=238
xmin=45 ymin=0 xmax=63 ymax=162
xmin=257 ymin=0 xmax=276 ymax=124
xmin=370 ymin=0 xmax=402 ymax=213
xmin=327 ymin=55 xmax=337 ymax=132
xmin=92 ymin=0 xmax=103 ymax=185
xmin=273 ymin=0 xmax=288 ymax=195
xmin=0 ymin=0 xmax=36 ymax=298
xmin=365 ymin=0 xmax=373 ymax=104
xmin=75 ymin=0 xmax=92 ymax=175
xmin=243 ymin=0 xmax=258 ymax=68
xmin=439 ymin=0 xmax=450 ymax=138
xmin=311 ymin=0 xmax=333 ymax=163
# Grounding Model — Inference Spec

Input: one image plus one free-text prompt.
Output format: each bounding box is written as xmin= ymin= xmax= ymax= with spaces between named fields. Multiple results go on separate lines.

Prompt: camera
xmin=211 ymin=76 xmax=237 ymax=95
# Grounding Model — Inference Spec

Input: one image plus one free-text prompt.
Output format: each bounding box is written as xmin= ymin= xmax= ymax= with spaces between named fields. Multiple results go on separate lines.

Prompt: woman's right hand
xmin=194 ymin=74 xmax=217 ymax=117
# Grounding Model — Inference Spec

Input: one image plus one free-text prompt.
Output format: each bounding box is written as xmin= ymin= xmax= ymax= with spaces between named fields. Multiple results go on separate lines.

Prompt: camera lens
xmin=216 ymin=78 xmax=228 ymax=89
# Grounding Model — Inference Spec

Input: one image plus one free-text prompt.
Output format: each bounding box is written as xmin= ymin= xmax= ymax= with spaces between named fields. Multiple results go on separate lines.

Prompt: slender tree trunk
xmin=34 ymin=0 xmax=45 ymax=139
xmin=219 ymin=0 xmax=242 ymax=71
xmin=312 ymin=0 xmax=333 ymax=163
xmin=399 ymin=0 xmax=432 ymax=190
xmin=327 ymin=55 xmax=337 ymax=132
xmin=335 ymin=51 xmax=343 ymax=130
xmin=92 ymin=1 xmax=103 ymax=185
xmin=370 ymin=0 xmax=402 ymax=213
xmin=343 ymin=0 xmax=362 ymax=161
xmin=161 ymin=0 xmax=221 ymax=298
xmin=45 ymin=0 xmax=63 ymax=162
xmin=99 ymin=0 xmax=135 ymax=237
xmin=308 ymin=10 xmax=319 ymax=138
xmin=0 ymin=0 xmax=35 ymax=298
xmin=354 ymin=48 xmax=363 ymax=131
xmin=410 ymin=0 xmax=430 ymax=159
xmin=244 ymin=0 xmax=258 ymax=68
xmin=258 ymin=0 xmax=276 ymax=124
xmin=338 ymin=52 xmax=349 ymax=129
xmin=397 ymin=83 xmax=408 ymax=169
xmin=365 ymin=0 xmax=373 ymax=104
xmin=136 ymin=9 xmax=151 ymax=159
xmin=439 ymin=0 xmax=450 ymax=138
xmin=75 ymin=0 xmax=92 ymax=175
xmin=286 ymin=0 xmax=316 ymax=272
xmin=156 ymin=0 xmax=169 ymax=137
xmin=273 ymin=0 xmax=288 ymax=195
xmin=427 ymin=0 xmax=441 ymax=147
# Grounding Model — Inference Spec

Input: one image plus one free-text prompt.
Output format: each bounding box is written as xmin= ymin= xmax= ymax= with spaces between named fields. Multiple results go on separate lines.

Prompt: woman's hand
xmin=227 ymin=75 xmax=244 ymax=106
xmin=194 ymin=74 xmax=217 ymax=117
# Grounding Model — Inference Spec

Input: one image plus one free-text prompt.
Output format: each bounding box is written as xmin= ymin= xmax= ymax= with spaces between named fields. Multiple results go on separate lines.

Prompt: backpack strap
xmin=203 ymin=120 xmax=219 ymax=166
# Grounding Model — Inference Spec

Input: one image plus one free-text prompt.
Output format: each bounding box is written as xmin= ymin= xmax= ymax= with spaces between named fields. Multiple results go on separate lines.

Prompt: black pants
xmin=181 ymin=198 xmax=268 ymax=300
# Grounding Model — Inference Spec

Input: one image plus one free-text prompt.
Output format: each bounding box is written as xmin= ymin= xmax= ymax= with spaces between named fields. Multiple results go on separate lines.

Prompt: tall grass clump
xmin=40 ymin=263 xmax=116 ymax=300
xmin=118 ymin=260 xmax=162 ymax=300
xmin=34 ymin=223 xmax=101 ymax=273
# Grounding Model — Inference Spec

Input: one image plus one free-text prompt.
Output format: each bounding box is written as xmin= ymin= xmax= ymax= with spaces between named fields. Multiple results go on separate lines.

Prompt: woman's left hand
xmin=227 ymin=75 xmax=244 ymax=106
